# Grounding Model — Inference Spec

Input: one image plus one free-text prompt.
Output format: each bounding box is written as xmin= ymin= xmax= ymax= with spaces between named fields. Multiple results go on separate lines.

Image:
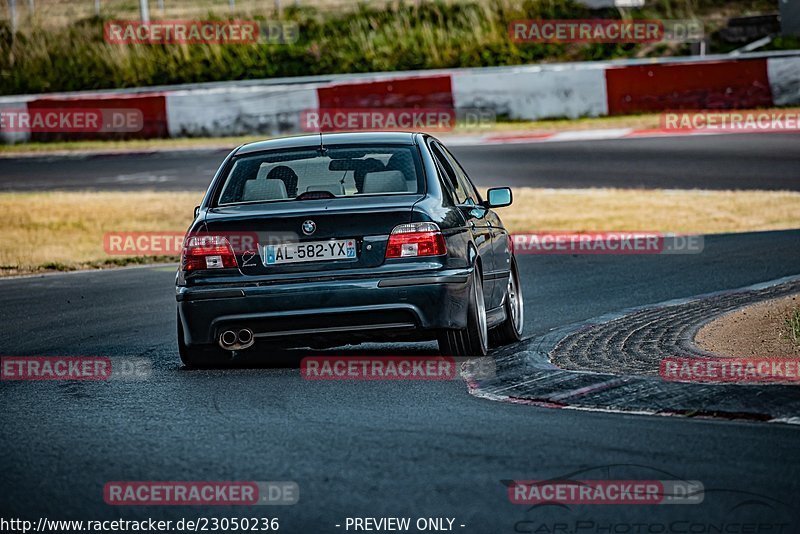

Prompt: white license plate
xmin=263 ymin=239 xmax=357 ymax=265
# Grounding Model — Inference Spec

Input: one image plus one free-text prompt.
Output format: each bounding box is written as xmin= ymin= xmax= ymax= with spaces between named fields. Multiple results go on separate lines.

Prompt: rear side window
xmin=429 ymin=142 xmax=468 ymax=204
xmin=217 ymin=145 xmax=423 ymax=205
xmin=437 ymin=143 xmax=481 ymax=204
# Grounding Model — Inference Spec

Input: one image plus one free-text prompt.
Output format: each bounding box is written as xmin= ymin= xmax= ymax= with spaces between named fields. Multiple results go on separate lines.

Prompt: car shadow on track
xmin=177 ymin=341 xmax=444 ymax=371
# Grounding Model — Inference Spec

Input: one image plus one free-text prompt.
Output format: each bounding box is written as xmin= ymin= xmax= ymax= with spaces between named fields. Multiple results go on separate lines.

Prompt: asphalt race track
xmin=1 ymin=135 xmax=799 ymax=531
xmin=1 ymin=133 xmax=799 ymax=191
xmin=2 ymin=229 xmax=800 ymax=530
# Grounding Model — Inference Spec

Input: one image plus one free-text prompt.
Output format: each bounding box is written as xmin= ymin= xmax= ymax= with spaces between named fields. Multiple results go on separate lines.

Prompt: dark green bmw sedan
xmin=176 ymin=131 xmax=523 ymax=366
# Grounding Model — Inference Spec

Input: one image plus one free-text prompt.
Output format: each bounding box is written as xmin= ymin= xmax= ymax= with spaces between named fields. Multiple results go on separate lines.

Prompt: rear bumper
xmin=176 ymin=269 xmax=471 ymax=346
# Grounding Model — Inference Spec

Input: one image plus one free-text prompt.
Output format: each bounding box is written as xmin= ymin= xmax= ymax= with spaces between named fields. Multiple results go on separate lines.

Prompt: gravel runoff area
xmin=696 ymin=294 xmax=800 ymax=358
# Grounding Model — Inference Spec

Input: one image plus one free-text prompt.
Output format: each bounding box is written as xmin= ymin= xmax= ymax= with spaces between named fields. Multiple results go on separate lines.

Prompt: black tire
xmin=177 ymin=312 xmax=230 ymax=368
xmin=438 ymin=269 xmax=489 ymax=357
xmin=492 ymin=256 xmax=524 ymax=346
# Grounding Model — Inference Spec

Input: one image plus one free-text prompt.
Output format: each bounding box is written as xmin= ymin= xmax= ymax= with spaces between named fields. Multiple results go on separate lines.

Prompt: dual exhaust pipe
xmin=219 ymin=328 xmax=254 ymax=351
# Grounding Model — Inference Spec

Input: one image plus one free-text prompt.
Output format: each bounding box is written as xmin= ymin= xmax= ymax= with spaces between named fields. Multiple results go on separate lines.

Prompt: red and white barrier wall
xmin=2 ymin=53 xmax=799 ymax=143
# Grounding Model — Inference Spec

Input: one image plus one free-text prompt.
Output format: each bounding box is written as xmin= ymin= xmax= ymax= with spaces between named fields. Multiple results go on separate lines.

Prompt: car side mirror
xmin=194 ymin=205 xmax=200 ymax=219
xmin=484 ymin=187 xmax=512 ymax=208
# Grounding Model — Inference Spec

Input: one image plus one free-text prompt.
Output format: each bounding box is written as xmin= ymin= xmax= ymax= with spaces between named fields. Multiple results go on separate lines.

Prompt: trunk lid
xmin=202 ymin=195 xmax=421 ymax=276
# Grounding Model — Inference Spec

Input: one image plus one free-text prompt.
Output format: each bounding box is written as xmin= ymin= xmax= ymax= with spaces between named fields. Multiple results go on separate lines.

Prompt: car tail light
xmin=181 ymin=235 xmax=238 ymax=271
xmin=385 ymin=222 xmax=447 ymax=259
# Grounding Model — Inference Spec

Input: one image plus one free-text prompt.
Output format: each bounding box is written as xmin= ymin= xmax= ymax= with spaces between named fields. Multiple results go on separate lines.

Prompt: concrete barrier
xmin=767 ymin=56 xmax=800 ymax=106
xmin=452 ymin=65 xmax=608 ymax=120
xmin=0 ymin=96 xmax=35 ymax=144
xmin=166 ymin=84 xmax=318 ymax=137
xmin=2 ymin=52 xmax=800 ymax=142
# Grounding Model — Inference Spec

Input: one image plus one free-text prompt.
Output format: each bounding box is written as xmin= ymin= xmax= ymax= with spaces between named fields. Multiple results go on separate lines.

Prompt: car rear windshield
xmin=217 ymin=145 xmax=423 ymax=205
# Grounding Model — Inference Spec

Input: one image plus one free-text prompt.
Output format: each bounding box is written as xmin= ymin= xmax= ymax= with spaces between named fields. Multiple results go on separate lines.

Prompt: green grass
xmin=0 ymin=0 xmax=786 ymax=96
xmin=787 ymin=308 xmax=800 ymax=345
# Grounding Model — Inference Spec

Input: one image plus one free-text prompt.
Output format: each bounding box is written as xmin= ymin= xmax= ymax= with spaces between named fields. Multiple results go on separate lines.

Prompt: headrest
xmin=242 ymin=178 xmax=288 ymax=201
xmin=362 ymin=170 xmax=408 ymax=194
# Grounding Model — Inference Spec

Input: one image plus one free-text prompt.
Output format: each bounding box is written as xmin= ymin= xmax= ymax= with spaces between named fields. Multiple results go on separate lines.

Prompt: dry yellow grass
xmin=500 ymin=188 xmax=800 ymax=234
xmin=0 ymin=191 xmax=203 ymax=275
xmin=1 ymin=188 xmax=799 ymax=276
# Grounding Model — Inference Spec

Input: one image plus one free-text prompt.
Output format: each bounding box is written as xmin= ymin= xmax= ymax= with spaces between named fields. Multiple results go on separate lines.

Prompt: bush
xmin=0 ymin=0 xmax=785 ymax=95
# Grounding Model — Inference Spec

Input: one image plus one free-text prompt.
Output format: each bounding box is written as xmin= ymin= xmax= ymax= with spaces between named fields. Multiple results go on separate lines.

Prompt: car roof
xmin=235 ymin=131 xmax=420 ymax=155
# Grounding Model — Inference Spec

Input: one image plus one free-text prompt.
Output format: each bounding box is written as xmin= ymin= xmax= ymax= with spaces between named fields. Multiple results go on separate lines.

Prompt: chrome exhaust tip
xmin=218 ymin=328 xmax=255 ymax=351
xmin=220 ymin=330 xmax=237 ymax=347
xmin=238 ymin=329 xmax=253 ymax=345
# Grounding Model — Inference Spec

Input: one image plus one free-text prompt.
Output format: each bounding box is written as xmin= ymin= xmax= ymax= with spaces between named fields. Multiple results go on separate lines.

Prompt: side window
xmin=430 ymin=141 xmax=468 ymax=203
xmin=434 ymin=160 xmax=456 ymax=205
xmin=439 ymin=144 xmax=481 ymax=204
